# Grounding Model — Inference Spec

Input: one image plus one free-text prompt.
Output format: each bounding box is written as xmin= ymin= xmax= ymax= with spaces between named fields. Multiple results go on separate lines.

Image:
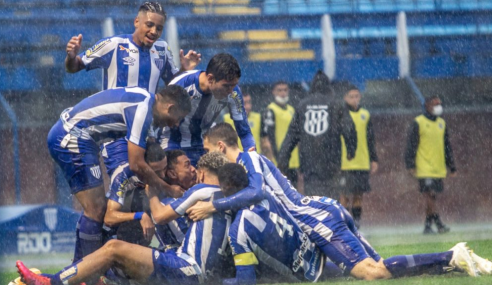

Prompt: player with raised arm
xmin=16 ymin=152 xmax=233 ymax=285
xmin=65 ymin=2 xmax=201 ymax=92
xmin=47 ymin=85 xmax=191 ymax=261
xmin=158 ymin=53 xmax=255 ymax=166
xmin=188 ymin=123 xmax=490 ymax=280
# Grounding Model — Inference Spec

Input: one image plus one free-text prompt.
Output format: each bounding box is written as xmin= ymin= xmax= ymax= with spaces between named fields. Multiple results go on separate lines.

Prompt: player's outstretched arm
xmin=146 ymin=185 xmax=181 ymax=225
xmin=128 ymin=142 xmax=184 ymax=198
xmin=179 ymin=49 xmax=202 ymax=72
xmin=65 ymin=34 xmax=85 ymax=73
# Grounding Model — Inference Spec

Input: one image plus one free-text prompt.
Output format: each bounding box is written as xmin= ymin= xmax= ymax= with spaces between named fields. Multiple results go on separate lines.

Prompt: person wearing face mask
xmin=405 ymin=96 xmax=457 ymax=235
xmin=262 ymin=81 xmax=300 ymax=187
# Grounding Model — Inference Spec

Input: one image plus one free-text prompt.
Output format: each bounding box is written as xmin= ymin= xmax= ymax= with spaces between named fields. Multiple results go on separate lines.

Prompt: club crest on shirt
xmin=85 ymin=39 xmax=111 ymax=58
xmin=361 ymin=114 xmax=366 ymax=120
xmin=154 ymin=58 xmax=164 ymax=70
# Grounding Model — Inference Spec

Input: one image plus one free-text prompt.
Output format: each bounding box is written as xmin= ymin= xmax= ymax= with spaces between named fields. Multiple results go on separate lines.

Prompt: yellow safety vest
xmin=223 ymin=112 xmax=262 ymax=153
xmin=267 ymin=102 xmax=299 ymax=169
xmin=341 ymin=108 xmax=371 ymax=171
xmin=415 ymin=115 xmax=447 ymax=178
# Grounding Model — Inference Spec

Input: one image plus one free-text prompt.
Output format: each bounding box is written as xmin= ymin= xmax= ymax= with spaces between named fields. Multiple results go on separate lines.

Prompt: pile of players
xmin=14 ymin=2 xmax=492 ymax=285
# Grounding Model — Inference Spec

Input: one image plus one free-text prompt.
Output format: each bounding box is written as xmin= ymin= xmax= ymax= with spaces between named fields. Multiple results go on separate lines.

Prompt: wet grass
xmin=1 ymin=233 xmax=491 ymax=285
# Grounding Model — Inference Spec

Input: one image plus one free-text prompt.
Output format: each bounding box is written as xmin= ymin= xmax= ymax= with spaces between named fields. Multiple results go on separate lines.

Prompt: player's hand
xmin=140 ymin=212 xmax=155 ymax=243
xmin=180 ymin=49 xmax=201 ymax=71
xmin=370 ymin=162 xmax=379 ymax=174
xmin=66 ymin=34 xmax=83 ymax=59
xmin=167 ymin=184 xmax=186 ymax=198
xmin=449 ymin=171 xmax=457 ymax=178
xmin=186 ymin=201 xmax=216 ymax=221
xmin=247 ymin=146 xmax=256 ymax=152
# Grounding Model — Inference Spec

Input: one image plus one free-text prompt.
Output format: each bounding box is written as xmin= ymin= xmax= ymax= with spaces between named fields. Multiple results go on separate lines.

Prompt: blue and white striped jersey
xmin=160 ymin=70 xmax=255 ymax=151
xmin=214 ymin=151 xmax=339 ymax=246
xmin=170 ymin=183 xmax=232 ymax=281
xmin=155 ymin=196 xmax=189 ymax=251
xmin=229 ymin=191 xmax=325 ymax=283
xmin=59 ymin=87 xmax=154 ymax=148
xmin=80 ymin=34 xmax=179 ymax=93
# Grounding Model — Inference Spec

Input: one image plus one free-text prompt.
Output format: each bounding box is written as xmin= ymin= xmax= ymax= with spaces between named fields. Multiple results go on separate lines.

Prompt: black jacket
xmin=278 ymin=92 xmax=357 ymax=178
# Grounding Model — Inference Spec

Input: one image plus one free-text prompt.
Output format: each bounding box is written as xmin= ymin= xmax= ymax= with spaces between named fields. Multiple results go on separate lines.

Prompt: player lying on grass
xmin=187 ymin=122 xmax=492 ymax=280
xmin=16 ymin=152 xmax=233 ymax=285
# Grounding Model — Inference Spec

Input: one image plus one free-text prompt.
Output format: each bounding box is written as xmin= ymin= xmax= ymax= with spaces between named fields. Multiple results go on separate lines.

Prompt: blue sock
xmin=323 ymin=261 xmax=343 ymax=278
xmin=383 ymin=251 xmax=453 ymax=277
xmin=78 ymin=215 xmax=103 ymax=258
xmin=72 ymin=218 xmax=83 ymax=263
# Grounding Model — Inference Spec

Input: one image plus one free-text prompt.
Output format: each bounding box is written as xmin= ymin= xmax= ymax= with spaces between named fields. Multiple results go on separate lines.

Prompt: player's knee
xmin=103 ymin=239 xmax=125 ymax=256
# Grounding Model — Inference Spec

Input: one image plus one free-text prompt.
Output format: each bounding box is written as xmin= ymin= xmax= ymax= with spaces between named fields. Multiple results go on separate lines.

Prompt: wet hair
xmin=342 ymin=84 xmax=359 ymax=97
xmin=218 ymin=163 xmax=249 ymax=197
xmin=425 ymin=95 xmax=440 ymax=104
xmin=144 ymin=142 xmax=166 ymax=163
xmin=138 ymin=2 xmax=167 ymax=19
xmin=196 ymin=152 xmax=230 ymax=177
xmin=272 ymin=80 xmax=288 ymax=90
xmin=310 ymin=70 xmax=334 ymax=96
xmin=166 ymin=149 xmax=187 ymax=170
xmin=203 ymin=123 xmax=238 ymax=147
xmin=206 ymin=53 xmax=241 ymax=82
xmin=156 ymin=85 xmax=192 ymax=114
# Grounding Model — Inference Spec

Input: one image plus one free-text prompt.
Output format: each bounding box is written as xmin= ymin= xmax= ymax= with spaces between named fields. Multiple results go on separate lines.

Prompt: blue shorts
xmin=47 ymin=120 xmax=103 ymax=193
xmin=293 ymin=197 xmax=380 ymax=274
xmin=105 ymin=163 xmax=144 ymax=206
xmin=150 ymin=249 xmax=201 ymax=284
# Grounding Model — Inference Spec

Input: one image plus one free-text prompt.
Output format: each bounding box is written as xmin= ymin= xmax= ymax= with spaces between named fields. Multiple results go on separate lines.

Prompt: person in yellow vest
xmin=339 ymin=86 xmax=378 ymax=229
xmin=223 ymin=92 xmax=268 ymax=154
xmin=262 ymin=81 xmax=300 ymax=188
xmin=405 ymin=96 xmax=457 ymax=234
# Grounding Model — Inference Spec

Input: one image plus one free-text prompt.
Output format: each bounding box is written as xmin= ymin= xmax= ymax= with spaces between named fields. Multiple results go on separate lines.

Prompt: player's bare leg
xmin=350 ymin=258 xmax=392 ymax=280
xmin=17 ymin=240 xmax=154 ymax=285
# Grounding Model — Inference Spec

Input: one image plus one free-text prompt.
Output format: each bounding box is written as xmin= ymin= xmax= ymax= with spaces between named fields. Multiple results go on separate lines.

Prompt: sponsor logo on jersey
xmin=90 ymin=166 xmax=101 ymax=179
xmin=304 ymin=107 xmax=329 ymax=136
xmin=44 ymin=208 xmax=57 ymax=231
xmin=122 ymin=57 xmax=136 ymax=66
xmin=85 ymin=39 xmax=111 ymax=57
xmin=119 ymin=45 xmax=138 ymax=54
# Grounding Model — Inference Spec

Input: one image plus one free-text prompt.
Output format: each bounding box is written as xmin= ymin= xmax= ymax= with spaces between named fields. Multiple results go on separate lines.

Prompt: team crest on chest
xmin=154 ymin=58 xmax=164 ymax=70
xmin=361 ymin=114 xmax=366 ymax=120
xmin=304 ymin=106 xmax=329 ymax=136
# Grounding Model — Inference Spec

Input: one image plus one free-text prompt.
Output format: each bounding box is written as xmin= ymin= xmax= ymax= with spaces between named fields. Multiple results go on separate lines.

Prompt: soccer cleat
xmin=8 ymin=268 xmax=42 ymax=285
xmin=16 ymin=261 xmax=52 ymax=285
xmin=470 ymin=250 xmax=492 ymax=275
xmin=449 ymin=242 xmax=479 ymax=277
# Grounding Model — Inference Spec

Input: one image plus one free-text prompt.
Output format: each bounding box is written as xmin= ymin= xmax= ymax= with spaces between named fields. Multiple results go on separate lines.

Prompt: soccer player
xmin=154 ymin=150 xmax=195 ymax=251
xmin=262 ymin=81 xmax=300 ymax=185
xmin=223 ymin=92 xmax=267 ymax=154
xmin=65 ymin=2 xmax=201 ymax=92
xmin=405 ymin=96 xmax=457 ymax=234
xmin=339 ymin=84 xmax=379 ymax=228
xmin=47 ymin=85 xmax=191 ymax=261
xmin=102 ymin=140 xmax=167 ymax=245
xmin=218 ymin=163 xmax=331 ymax=284
xmin=16 ymin=151 xmax=233 ymax=285
xmin=188 ymin=123 xmax=485 ymax=280
xmin=159 ymin=53 xmax=255 ymax=166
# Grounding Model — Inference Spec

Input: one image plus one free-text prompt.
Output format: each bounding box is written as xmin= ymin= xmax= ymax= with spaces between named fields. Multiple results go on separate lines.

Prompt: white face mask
xmin=275 ymin=96 xmax=289 ymax=105
xmin=432 ymin=105 xmax=443 ymax=116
